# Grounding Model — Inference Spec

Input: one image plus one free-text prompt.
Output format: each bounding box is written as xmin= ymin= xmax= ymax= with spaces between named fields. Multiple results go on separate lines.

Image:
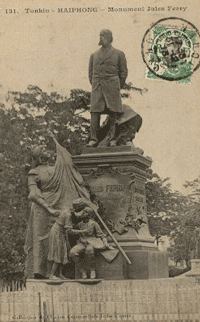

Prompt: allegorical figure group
xmin=25 ymin=131 xmax=114 ymax=280
xmin=48 ymin=199 xmax=112 ymax=280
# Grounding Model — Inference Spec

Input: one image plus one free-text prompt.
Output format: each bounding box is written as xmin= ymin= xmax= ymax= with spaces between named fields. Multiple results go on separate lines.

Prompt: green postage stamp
xmin=142 ymin=17 xmax=200 ymax=82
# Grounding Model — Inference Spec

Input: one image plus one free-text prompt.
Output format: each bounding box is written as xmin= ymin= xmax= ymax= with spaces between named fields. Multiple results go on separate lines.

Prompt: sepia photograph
xmin=0 ymin=0 xmax=200 ymax=321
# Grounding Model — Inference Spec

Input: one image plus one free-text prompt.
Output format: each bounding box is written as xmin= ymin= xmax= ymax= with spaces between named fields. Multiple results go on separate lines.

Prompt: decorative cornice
xmin=80 ymin=165 xmax=147 ymax=178
xmin=73 ymin=152 xmax=152 ymax=174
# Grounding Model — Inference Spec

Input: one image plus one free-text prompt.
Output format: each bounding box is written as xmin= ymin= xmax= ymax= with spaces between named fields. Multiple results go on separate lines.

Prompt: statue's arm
xmin=28 ymin=173 xmax=59 ymax=216
xmin=46 ymin=129 xmax=58 ymax=145
xmin=69 ymin=227 xmax=90 ymax=235
xmin=88 ymin=54 xmax=93 ymax=85
xmin=94 ymin=221 xmax=106 ymax=240
xmin=94 ymin=221 xmax=114 ymax=249
xmin=118 ymin=51 xmax=128 ymax=88
xmin=46 ymin=129 xmax=74 ymax=163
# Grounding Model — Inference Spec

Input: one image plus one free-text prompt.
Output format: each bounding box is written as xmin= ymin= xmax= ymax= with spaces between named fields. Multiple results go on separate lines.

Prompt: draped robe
xmin=24 ymin=140 xmax=90 ymax=278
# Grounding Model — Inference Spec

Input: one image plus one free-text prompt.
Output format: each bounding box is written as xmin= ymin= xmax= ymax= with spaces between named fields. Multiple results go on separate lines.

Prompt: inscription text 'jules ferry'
xmin=91 ymin=184 xmax=125 ymax=193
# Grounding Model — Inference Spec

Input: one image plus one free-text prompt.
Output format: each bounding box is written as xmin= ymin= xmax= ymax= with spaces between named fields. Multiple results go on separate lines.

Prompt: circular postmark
xmin=141 ymin=17 xmax=200 ymax=81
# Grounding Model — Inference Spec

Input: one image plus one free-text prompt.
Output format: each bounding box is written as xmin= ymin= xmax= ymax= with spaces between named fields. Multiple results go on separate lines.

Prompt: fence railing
xmin=1 ymin=278 xmax=200 ymax=322
xmin=1 ymin=280 xmax=26 ymax=293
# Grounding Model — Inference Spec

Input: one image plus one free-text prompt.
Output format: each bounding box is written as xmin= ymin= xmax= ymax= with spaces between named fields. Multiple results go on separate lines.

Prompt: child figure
xmin=69 ymin=207 xmax=110 ymax=279
xmin=48 ymin=210 xmax=72 ymax=280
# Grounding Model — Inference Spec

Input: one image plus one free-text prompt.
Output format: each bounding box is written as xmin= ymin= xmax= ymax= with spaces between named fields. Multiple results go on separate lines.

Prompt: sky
xmin=0 ymin=0 xmax=200 ymax=192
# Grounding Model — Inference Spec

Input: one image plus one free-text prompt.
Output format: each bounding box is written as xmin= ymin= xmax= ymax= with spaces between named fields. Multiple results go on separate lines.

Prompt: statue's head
xmin=31 ymin=145 xmax=51 ymax=166
xmin=82 ymin=207 xmax=94 ymax=217
xmin=72 ymin=198 xmax=88 ymax=212
xmin=99 ymin=29 xmax=113 ymax=46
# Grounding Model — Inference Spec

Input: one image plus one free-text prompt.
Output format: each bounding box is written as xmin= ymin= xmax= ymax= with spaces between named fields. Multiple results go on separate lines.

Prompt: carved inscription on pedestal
xmin=84 ymin=167 xmax=146 ymax=224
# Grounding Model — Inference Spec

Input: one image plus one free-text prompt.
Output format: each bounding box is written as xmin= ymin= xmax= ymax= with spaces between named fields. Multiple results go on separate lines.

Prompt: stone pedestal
xmin=73 ymin=146 xmax=168 ymax=279
xmin=185 ymin=259 xmax=200 ymax=277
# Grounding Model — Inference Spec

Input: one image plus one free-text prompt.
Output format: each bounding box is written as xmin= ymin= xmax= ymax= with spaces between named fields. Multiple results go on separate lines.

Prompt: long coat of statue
xmin=89 ymin=45 xmax=128 ymax=113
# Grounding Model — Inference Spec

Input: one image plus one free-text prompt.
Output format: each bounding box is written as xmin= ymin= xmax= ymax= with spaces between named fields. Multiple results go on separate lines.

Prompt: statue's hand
xmin=46 ymin=129 xmax=55 ymax=139
xmin=69 ymin=229 xmax=82 ymax=235
xmin=65 ymin=225 xmax=73 ymax=231
xmin=107 ymin=245 xmax=115 ymax=250
xmin=102 ymin=238 xmax=114 ymax=250
xmin=81 ymin=226 xmax=93 ymax=234
xmin=103 ymin=242 xmax=110 ymax=249
xmin=48 ymin=208 xmax=60 ymax=217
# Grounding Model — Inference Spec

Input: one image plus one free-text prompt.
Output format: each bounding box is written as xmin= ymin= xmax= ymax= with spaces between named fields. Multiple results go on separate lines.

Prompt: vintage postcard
xmin=0 ymin=0 xmax=200 ymax=321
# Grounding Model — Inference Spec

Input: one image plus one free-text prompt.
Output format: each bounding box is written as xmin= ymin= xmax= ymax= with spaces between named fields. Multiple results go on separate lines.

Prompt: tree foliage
xmin=146 ymin=173 xmax=187 ymax=238
xmin=146 ymin=173 xmax=200 ymax=267
xmin=168 ymin=177 xmax=200 ymax=266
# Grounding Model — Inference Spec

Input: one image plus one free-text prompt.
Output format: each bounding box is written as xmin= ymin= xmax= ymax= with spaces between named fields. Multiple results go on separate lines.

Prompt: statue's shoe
xmin=86 ymin=140 xmax=98 ymax=147
xmin=59 ymin=275 xmax=70 ymax=280
xmin=81 ymin=270 xmax=87 ymax=279
xmin=90 ymin=270 xmax=96 ymax=279
xmin=110 ymin=140 xmax=117 ymax=147
xmin=49 ymin=275 xmax=60 ymax=280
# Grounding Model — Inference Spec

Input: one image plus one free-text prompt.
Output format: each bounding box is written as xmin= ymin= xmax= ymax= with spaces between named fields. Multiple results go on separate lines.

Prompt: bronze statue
xmin=24 ymin=131 xmax=90 ymax=279
xmin=69 ymin=206 xmax=112 ymax=279
xmin=97 ymin=104 xmax=142 ymax=147
xmin=87 ymin=29 xmax=128 ymax=147
xmin=48 ymin=211 xmax=72 ymax=280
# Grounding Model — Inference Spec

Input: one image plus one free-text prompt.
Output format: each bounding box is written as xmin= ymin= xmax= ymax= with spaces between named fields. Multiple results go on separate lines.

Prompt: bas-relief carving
xmin=82 ymin=165 xmax=149 ymax=236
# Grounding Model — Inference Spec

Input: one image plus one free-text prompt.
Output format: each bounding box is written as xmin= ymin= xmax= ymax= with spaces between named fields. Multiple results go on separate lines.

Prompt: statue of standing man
xmin=87 ymin=29 xmax=128 ymax=147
